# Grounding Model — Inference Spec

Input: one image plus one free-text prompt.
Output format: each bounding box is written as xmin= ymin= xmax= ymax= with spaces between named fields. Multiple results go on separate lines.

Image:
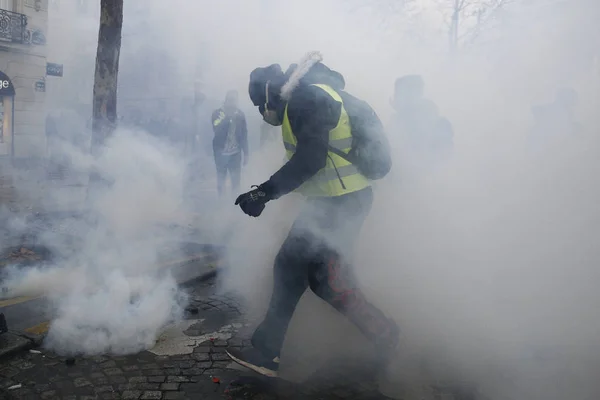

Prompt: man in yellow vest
xmin=226 ymin=53 xmax=399 ymax=379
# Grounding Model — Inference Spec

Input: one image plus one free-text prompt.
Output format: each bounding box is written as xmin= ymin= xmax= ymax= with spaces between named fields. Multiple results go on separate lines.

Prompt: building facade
xmin=0 ymin=0 xmax=49 ymax=159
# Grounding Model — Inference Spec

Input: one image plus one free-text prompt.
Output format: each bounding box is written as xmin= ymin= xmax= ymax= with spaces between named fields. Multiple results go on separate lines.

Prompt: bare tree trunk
xmin=87 ymin=0 xmax=123 ymax=205
xmin=91 ymin=0 xmax=123 ymax=155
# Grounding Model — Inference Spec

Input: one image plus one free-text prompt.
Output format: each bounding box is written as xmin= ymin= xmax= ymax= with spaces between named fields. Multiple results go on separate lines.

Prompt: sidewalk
xmin=0 ymin=279 xmax=394 ymax=400
xmin=0 ymin=239 xmax=222 ymax=340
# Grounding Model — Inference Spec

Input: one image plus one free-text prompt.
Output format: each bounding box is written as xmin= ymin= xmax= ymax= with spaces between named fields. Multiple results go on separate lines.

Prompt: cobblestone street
xmin=0 ymin=280 xmax=396 ymax=400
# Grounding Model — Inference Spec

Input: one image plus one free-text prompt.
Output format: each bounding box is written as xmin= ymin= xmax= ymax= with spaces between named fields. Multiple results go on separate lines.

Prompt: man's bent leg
xmin=250 ymin=229 xmax=315 ymax=359
xmin=309 ymin=251 xmax=399 ymax=354
xmin=227 ymin=227 xmax=315 ymax=377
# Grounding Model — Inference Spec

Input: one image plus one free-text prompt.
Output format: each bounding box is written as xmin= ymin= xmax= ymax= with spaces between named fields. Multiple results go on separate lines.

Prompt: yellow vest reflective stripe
xmin=281 ymin=83 xmax=370 ymax=197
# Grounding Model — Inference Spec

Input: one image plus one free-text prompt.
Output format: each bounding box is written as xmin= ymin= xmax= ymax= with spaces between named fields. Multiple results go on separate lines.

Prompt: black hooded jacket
xmin=260 ymin=63 xmax=348 ymax=199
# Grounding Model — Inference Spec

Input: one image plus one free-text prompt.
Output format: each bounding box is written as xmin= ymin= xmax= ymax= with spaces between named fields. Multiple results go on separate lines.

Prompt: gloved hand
xmin=234 ymin=185 xmax=271 ymax=217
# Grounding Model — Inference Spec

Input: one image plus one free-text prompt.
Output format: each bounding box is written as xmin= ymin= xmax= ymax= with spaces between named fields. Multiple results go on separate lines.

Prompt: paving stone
xmin=104 ymin=368 xmax=123 ymax=376
xmin=146 ymin=369 xmax=164 ymax=376
xmin=94 ymin=385 xmax=114 ymax=393
xmin=178 ymin=361 xmax=194 ymax=369
xmin=140 ymin=363 xmax=160 ymax=370
xmin=126 ymin=369 xmax=143 ymax=377
xmin=211 ymin=352 xmax=230 ymax=361
xmin=74 ymin=377 xmax=92 ymax=387
xmin=211 ymin=347 xmax=226 ymax=353
xmin=109 ymin=375 xmax=127 ymax=384
xmin=193 ymin=346 xmax=211 ymax=354
xmin=93 ymin=376 xmax=110 ymax=385
xmin=163 ymin=392 xmax=186 ymax=400
xmin=140 ymin=391 xmax=163 ymax=399
xmin=40 ymin=390 xmax=57 ymax=399
xmin=160 ymin=382 xmax=180 ymax=391
xmin=164 ymin=368 xmax=181 ymax=375
xmin=122 ymin=390 xmax=142 ymax=399
xmin=191 ymin=352 xmax=210 ymax=362
xmin=167 ymin=375 xmax=190 ymax=383
xmin=15 ymin=361 xmax=36 ymax=370
xmin=0 ymin=367 xmax=20 ymax=378
xmin=100 ymin=360 xmax=117 ymax=369
xmin=148 ymin=376 xmax=166 ymax=383
xmin=33 ymin=383 xmax=51 ymax=393
xmin=135 ymin=383 xmax=160 ymax=391
xmin=181 ymin=367 xmax=205 ymax=376
xmin=129 ymin=376 xmax=148 ymax=384
xmin=212 ymin=361 xmax=236 ymax=369
xmin=227 ymin=337 xmax=243 ymax=347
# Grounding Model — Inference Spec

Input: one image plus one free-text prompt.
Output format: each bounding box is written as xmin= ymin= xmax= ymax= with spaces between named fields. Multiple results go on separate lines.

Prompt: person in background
xmin=389 ymin=74 xmax=454 ymax=172
xmin=211 ymin=90 xmax=249 ymax=198
xmin=528 ymin=87 xmax=582 ymax=151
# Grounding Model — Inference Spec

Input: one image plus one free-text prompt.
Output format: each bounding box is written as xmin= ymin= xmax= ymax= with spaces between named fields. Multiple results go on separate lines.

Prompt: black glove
xmin=234 ymin=185 xmax=271 ymax=217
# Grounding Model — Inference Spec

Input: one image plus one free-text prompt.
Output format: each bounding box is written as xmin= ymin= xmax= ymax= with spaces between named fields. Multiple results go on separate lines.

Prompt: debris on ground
xmin=185 ymin=306 xmax=199 ymax=314
xmin=29 ymin=349 xmax=42 ymax=354
xmin=7 ymin=384 xmax=22 ymax=390
xmin=1 ymin=247 xmax=43 ymax=266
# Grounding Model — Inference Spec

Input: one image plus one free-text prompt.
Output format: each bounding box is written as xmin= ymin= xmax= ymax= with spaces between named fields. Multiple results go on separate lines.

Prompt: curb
xmin=0 ymin=250 xmax=225 ymax=360
xmin=0 ymin=331 xmax=36 ymax=360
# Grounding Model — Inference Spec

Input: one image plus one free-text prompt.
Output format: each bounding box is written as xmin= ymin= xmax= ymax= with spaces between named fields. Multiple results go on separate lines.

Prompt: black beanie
xmin=248 ymin=64 xmax=285 ymax=107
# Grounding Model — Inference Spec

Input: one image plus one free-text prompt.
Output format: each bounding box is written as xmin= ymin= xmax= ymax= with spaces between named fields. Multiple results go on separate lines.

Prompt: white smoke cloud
xmin=1 ymin=129 xmax=191 ymax=355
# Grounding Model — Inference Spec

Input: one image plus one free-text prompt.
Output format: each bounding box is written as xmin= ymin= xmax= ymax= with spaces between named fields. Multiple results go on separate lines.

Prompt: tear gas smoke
xmin=1 ymin=130 xmax=190 ymax=355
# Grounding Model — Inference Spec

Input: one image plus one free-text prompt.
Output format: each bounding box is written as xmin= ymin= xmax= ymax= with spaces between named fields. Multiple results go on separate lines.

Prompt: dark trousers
xmin=251 ymin=187 xmax=399 ymax=359
xmin=214 ymin=152 xmax=241 ymax=197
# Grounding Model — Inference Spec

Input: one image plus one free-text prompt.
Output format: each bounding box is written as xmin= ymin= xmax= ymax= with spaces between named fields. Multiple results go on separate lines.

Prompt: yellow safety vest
xmin=281 ymin=84 xmax=370 ymax=197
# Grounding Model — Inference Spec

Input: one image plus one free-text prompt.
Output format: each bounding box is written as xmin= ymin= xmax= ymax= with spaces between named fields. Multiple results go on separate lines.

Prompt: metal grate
xmin=0 ymin=8 xmax=27 ymax=43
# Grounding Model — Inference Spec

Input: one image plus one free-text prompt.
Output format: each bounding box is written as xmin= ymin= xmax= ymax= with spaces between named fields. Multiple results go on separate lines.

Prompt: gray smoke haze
xmin=1 ymin=129 xmax=190 ymax=355
xmin=199 ymin=1 xmax=600 ymax=399
xmin=0 ymin=0 xmax=598 ymax=398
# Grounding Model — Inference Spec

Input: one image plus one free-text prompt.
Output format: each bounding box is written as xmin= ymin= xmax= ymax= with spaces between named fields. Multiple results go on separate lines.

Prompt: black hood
xmin=248 ymin=64 xmax=285 ymax=108
xmin=297 ymin=62 xmax=346 ymax=91
xmin=249 ymin=53 xmax=345 ymax=111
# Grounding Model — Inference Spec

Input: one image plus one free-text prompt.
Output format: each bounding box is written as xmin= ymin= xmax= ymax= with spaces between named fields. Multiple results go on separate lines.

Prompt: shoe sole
xmin=225 ymin=349 xmax=279 ymax=378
